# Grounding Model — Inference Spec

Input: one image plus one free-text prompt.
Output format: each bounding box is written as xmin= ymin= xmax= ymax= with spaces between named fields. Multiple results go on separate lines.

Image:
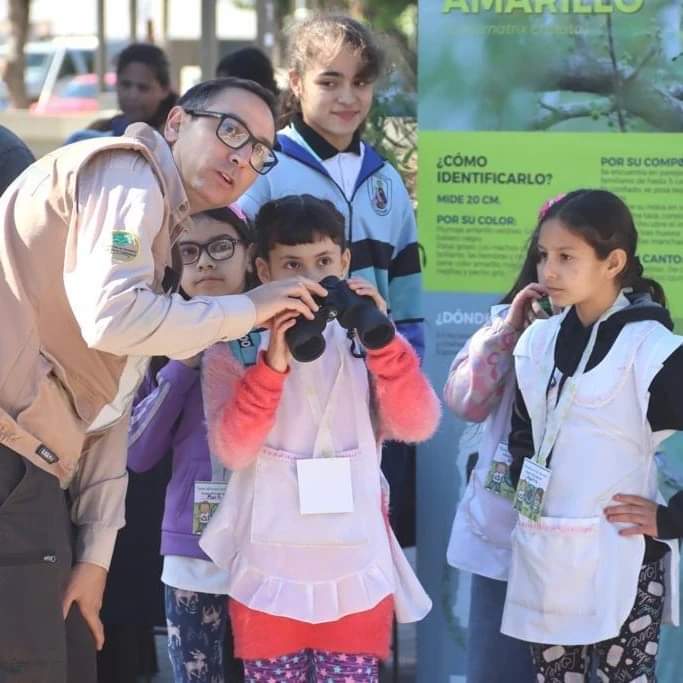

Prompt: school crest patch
xmin=108 ymin=231 xmax=140 ymax=263
xmin=368 ymin=175 xmax=391 ymax=216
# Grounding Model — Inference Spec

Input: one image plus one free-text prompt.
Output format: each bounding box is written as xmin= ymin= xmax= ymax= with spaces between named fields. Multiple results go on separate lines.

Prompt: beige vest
xmin=0 ymin=123 xmax=189 ymax=485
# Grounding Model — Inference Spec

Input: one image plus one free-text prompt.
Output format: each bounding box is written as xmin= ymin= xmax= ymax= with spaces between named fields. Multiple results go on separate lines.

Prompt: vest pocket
xmin=15 ymin=355 xmax=87 ymax=464
xmin=508 ymin=515 xmax=600 ymax=617
xmin=250 ymin=449 xmax=369 ymax=548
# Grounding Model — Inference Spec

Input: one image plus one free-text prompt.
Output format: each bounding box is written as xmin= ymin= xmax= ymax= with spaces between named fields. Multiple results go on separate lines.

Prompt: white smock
xmin=200 ymin=322 xmax=431 ymax=624
xmin=447 ymin=304 xmax=519 ymax=581
xmin=502 ymin=297 xmax=681 ymax=645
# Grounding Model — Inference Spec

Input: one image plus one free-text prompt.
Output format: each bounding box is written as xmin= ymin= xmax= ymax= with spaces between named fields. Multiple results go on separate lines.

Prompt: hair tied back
xmin=633 ymin=254 xmax=644 ymax=278
xmin=538 ymin=192 xmax=567 ymax=222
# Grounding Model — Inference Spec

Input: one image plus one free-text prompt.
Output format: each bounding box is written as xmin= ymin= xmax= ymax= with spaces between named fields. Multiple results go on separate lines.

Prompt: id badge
xmin=296 ymin=457 xmax=354 ymax=515
xmin=484 ymin=442 xmax=516 ymax=501
xmin=512 ymin=458 xmax=551 ymax=522
xmin=193 ymin=481 xmax=227 ymax=534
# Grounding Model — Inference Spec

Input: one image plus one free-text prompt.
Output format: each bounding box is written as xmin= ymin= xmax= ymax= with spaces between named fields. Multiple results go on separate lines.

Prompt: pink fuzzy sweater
xmin=201 ymin=333 xmax=440 ymax=659
xmin=203 ymin=333 xmax=441 ymax=471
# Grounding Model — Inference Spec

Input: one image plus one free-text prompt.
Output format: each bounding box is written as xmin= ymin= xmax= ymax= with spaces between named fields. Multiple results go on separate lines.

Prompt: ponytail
xmin=278 ymin=89 xmax=300 ymax=129
xmin=622 ymin=255 xmax=667 ymax=307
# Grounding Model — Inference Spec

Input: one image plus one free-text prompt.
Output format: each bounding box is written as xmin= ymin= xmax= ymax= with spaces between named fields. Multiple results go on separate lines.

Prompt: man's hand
xmin=604 ymin=494 xmax=658 ymax=537
xmin=62 ymin=562 xmax=108 ymax=650
xmin=246 ymin=278 xmax=327 ymax=327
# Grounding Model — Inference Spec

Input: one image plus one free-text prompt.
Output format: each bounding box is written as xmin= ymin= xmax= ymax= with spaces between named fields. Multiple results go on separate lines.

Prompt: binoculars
xmin=285 ymin=276 xmax=395 ymax=362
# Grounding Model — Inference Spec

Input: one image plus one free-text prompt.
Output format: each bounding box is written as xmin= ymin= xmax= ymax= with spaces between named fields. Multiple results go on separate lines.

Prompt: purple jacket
xmin=128 ymin=360 xmax=212 ymax=559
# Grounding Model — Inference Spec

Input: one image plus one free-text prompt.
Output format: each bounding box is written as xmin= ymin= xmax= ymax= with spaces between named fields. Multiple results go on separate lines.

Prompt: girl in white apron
xmin=199 ymin=195 xmax=440 ymax=682
xmin=445 ymin=219 xmax=552 ymax=683
xmin=503 ymin=190 xmax=683 ymax=682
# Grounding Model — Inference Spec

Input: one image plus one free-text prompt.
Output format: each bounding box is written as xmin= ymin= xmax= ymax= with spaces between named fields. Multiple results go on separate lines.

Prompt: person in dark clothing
xmin=67 ymin=43 xmax=176 ymax=144
xmin=216 ymin=47 xmax=279 ymax=97
xmin=0 ymin=125 xmax=34 ymax=194
xmin=504 ymin=189 xmax=683 ymax=683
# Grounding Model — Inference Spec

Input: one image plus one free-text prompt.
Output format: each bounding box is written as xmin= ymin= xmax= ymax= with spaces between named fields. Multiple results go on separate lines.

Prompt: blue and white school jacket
xmin=238 ymin=124 xmax=424 ymax=358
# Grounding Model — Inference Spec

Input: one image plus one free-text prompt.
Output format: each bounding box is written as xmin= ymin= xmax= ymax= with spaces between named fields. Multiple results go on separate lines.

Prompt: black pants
xmin=529 ymin=559 xmax=665 ymax=683
xmin=0 ymin=446 xmax=96 ymax=683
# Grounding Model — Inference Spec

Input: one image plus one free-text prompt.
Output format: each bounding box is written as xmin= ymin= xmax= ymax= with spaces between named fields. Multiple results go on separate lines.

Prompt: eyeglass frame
xmin=178 ymin=234 xmax=245 ymax=266
xmin=183 ymin=108 xmax=278 ymax=176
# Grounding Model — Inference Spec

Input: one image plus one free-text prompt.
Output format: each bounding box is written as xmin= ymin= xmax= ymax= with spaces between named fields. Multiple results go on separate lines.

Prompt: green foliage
xmin=419 ymin=1 xmax=683 ymax=133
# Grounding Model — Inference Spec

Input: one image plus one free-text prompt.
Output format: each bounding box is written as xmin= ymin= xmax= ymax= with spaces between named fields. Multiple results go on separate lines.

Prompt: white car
xmin=0 ymin=36 xmax=124 ymax=108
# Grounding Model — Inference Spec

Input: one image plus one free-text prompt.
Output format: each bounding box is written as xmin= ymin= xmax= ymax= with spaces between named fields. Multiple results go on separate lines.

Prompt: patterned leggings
xmin=165 ymin=584 xmax=243 ymax=682
xmin=243 ymin=650 xmax=379 ymax=682
xmin=530 ymin=560 xmax=665 ymax=683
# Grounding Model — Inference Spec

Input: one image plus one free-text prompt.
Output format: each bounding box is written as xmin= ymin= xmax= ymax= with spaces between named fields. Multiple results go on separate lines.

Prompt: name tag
xmin=484 ymin=442 xmax=516 ymax=501
xmin=513 ymin=458 xmax=551 ymax=522
xmin=193 ymin=481 xmax=227 ymax=534
xmin=296 ymin=457 xmax=354 ymax=515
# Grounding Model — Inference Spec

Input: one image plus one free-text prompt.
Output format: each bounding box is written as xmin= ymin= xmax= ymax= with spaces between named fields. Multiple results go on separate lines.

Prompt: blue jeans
xmin=467 ymin=573 xmax=534 ymax=683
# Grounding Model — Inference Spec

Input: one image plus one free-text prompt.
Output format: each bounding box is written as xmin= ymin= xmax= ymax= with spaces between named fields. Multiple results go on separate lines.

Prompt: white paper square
xmin=296 ymin=457 xmax=354 ymax=515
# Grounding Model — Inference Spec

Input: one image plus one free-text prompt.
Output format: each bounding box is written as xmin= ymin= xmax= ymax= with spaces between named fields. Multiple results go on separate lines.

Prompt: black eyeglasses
xmin=183 ymin=109 xmax=278 ymax=175
xmin=178 ymin=235 xmax=244 ymax=265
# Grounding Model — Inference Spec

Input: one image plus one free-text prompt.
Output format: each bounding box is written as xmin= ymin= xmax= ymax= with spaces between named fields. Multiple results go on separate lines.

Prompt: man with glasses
xmin=0 ymin=76 xmax=325 ymax=683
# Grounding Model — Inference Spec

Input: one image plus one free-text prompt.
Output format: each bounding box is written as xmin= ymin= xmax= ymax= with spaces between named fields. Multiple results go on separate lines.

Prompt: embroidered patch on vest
xmin=36 ymin=444 xmax=59 ymax=464
xmin=108 ymin=231 xmax=140 ymax=263
xmin=368 ymin=175 xmax=392 ymax=216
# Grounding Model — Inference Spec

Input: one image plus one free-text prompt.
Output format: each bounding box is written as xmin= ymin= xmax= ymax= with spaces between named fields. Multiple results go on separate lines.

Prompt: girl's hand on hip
xmin=604 ymin=494 xmax=658 ymax=537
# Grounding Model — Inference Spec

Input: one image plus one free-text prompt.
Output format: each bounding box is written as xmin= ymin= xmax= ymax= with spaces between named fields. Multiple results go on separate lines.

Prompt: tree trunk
xmin=3 ymin=0 xmax=31 ymax=109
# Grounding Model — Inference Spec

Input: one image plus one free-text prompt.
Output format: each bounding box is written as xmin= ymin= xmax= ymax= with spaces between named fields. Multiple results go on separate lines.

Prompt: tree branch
xmin=531 ymin=52 xmax=683 ymax=131
xmin=669 ymin=84 xmax=683 ymax=101
xmin=3 ymin=0 xmax=30 ymax=108
xmin=606 ymin=11 xmax=626 ymax=131
xmin=531 ymin=99 xmax=616 ymax=130
xmin=624 ymin=43 xmax=660 ymax=85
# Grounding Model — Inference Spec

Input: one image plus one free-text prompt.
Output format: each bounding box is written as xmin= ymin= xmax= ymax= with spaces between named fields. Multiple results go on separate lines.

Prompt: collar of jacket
xmin=276 ymin=127 xmax=385 ymax=198
xmin=123 ymin=122 xmax=191 ymax=229
xmin=291 ymin=114 xmax=362 ymax=158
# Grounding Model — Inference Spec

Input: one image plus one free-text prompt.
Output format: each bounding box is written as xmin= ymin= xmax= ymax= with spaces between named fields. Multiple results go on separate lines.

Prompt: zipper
xmin=0 ymin=550 xmax=57 ymax=567
xmin=278 ymin=138 xmax=385 ymax=259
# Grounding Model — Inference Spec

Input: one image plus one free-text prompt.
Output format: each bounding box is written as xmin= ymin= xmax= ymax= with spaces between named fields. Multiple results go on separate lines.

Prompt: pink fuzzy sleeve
xmin=202 ymin=346 xmax=287 ymax=470
xmin=366 ymin=334 xmax=441 ymax=443
xmin=442 ymin=315 xmax=519 ymax=423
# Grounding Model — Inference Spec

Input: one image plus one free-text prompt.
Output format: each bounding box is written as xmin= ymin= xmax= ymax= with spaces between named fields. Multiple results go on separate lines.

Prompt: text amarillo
xmin=441 ymin=0 xmax=643 ymax=14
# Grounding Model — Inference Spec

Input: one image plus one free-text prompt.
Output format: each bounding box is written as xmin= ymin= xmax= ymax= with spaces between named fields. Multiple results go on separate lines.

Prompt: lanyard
xmin=302 ymin=332 xmax=348 ymax=459
xmin=534 ymin=299 xmax=623 ymax=468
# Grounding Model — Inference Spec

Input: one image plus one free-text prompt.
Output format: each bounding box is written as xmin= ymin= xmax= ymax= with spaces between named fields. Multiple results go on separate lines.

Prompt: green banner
xmin=416 ymin=2 xmax=683 ymax=681
xmin=419 ymin=131 xmax=683 ymax=326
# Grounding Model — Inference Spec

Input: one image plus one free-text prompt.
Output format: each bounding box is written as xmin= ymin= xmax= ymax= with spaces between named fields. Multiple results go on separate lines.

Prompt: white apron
xmin=447 ymin=305 xmax=519 ymax=581
xmin=200 ymin=322 xmax=431 ymax=624
xmin=502 ymin=301 xmax=681 ymax=645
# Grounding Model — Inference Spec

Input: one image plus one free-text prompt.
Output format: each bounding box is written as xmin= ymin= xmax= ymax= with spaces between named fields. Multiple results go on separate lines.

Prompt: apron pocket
xmin=250 ymin=449 xmax=369 ymax=548
xmin=508 ymin=515 xmax=600 ymax=617
xmin=466 ymin=473 xmax=517 ymax=549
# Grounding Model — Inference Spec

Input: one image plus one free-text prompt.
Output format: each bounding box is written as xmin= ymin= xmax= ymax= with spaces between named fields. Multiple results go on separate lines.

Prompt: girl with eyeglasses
xmin=127 ymin=205 xmax=256 ymax=683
